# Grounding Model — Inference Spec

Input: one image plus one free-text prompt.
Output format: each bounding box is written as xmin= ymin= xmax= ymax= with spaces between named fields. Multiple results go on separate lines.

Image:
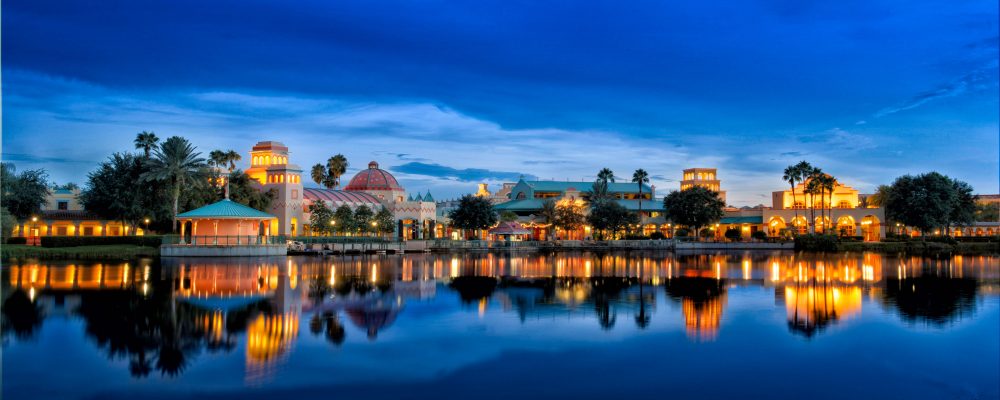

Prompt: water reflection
xmin=2 ymin=252 xmax=997 ymax=384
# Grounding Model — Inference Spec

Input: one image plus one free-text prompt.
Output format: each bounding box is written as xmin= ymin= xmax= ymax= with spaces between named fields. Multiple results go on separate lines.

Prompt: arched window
xmin=516 ymin=192 xmax=526 ymax=200
xmin=838 ymin=201 xmax=851 ymax=208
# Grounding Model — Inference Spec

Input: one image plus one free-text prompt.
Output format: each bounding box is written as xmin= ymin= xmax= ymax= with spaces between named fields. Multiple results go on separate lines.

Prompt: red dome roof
xmin=344 ymin=161 xmax=403 ymax=192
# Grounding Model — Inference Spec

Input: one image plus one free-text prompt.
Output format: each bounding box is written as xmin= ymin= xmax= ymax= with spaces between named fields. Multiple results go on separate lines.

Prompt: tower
xmin=681 ymin=168 xmax=727 ymax=203
xmin=247 ymin=141 xmax=304 ymax=235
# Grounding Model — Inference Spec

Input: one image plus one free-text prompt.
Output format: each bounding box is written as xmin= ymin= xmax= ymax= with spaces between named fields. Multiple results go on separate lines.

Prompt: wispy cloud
xmin=392 ymin=162 xmax=536 ymax=182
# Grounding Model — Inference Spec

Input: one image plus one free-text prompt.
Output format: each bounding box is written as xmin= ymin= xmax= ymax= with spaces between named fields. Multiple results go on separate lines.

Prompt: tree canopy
xmin=884 ymin=172 xmax=977 ymax=233
xmin=587 ymin=200 xmax=637 ymax=239
xmin=662 ymin=186 xmax=725 ymax=237
xmin=448 ymin=195 xmax=498 ymax=232
xmin=1 ymin=163 xmax=51 ymax=220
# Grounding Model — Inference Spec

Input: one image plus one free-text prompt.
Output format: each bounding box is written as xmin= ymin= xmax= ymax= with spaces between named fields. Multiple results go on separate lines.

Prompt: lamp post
xmin=329 ymin=219 xmax=336 ymax=237
xmin=31 ymin=216 xmax=38 ymax=240
xmin=144 ymin=218 xmax=150 ymax=234
xmin=371 ymin=221 xmax=378 ymax=238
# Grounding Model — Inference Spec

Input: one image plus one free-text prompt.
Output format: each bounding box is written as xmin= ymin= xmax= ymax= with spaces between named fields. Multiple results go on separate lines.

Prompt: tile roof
xmin=525 ymin=180 xmax=653 ymax=194
xmin=719 ymin=216 xmax=764 ymax=224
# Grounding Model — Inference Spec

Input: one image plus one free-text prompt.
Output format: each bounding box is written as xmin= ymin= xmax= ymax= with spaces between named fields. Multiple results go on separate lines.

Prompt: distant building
xmin=11 ymin=188 xmax=144 ymax=239
xmin=681 ymin=168 xmax=726 ymax=204
xmin=761 ymin=180 xmax=885 ymax=241
xmin=244 ymin=141 xmax=438 ymax=239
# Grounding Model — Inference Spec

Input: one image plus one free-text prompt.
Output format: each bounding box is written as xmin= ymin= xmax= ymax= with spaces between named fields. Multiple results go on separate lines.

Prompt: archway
xmin=791 ymin=216 xmax=808 ymax=235
xmin=836 ymin=216 xmax=855 ymax=237
xmin=814 ymin=216 xmax=831 ymax=234
xmin=768 ymin=217 xmax=787 ymax=237
xmin=861 ymin=215 xmax=880 ymax=242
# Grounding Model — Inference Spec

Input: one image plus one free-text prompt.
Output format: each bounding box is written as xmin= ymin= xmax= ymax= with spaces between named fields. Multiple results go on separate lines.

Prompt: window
xmin=83 ymin=227 xmax=94 ymax=236
xmin=838 ymin=201 xmax=852 ymax=208
xmin=57 ymin=201 xmax=69 ymax=210
xmin=292 ymin=189 xmax=298 ymax=199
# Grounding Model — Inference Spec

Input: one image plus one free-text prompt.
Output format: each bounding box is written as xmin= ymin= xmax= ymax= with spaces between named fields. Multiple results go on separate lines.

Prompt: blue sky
xmin=2 ymin=0 xmax=997 ymax=205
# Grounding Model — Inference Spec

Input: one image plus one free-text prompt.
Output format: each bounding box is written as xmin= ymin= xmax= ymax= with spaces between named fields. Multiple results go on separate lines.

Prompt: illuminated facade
xmin=245 ymin=141 xmax=438 ymax=238
xmin=11 ymin=188 xmax=145 ymax=240
xmin=762 ymin=180 xmax=885 ymax=241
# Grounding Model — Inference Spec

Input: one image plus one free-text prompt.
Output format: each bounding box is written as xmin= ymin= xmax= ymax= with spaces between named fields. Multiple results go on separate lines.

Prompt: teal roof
xmin=407 ymin=194 xmax=414 ymax=201
xmin=525 ymin=180 xmax=653 ymax=194
xmin=494 ymin=199 xmax=664 ymax=212
xmin=423 ymin=190 xmax=434 ymax=202
xmin=719 ymin=216 xmax=763 ymax=224
xmin=414 ymin=193 xmax=424 ymax=202
xmin=177 ymin=199 xmax=276 ymax=219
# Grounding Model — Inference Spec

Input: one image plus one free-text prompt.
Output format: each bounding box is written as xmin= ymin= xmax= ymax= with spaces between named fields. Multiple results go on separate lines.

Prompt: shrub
xmin=724 ymin=228 xmax=741 ymax=241
xmin=6 ymin=237 xmax=27 ymax=245
xmin=623 ymin=234 xmax=650 ymax=240
xmin=699 ymin=229 xmax=715 ymax=239
xmin=794 ymin=234 xmax=839 ymax=252
xmin=751 ymin=231 xmax=768 ymax=241
xmin=649 ymin=231 xmax=666 ymax=240
xmin=674 ymin=228 xmax=690 ymax=237
xmin=40 ymin=235 xmax=163 ymax=248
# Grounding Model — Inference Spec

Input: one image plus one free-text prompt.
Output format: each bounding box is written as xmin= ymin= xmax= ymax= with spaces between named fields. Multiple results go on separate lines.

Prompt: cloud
xmin=797 ymin=128 xmax=876 ymax=152
xmin=392 ymin=162 xmax=536 ymax=182
xmin=778 ymin=151 xmax=808 ymax=157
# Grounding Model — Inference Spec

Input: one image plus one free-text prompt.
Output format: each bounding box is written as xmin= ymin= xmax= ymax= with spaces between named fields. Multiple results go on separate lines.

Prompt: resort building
xmin=245 ymin=141 xmax=438 ymax=239
xmin=681 ymin=168 xmax=726 ymax=204
xmin=761 ymin=181 xmax=885 ymax=241
xmin=10 ymin=188 xmax=145 ymax=240
xmin=493 ymin=177 xmax=667 ymax=239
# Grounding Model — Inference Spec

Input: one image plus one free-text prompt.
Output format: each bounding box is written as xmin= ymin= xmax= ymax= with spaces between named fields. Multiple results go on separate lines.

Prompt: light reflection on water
xmin=2 ymin=251 xmax=998 ymax=399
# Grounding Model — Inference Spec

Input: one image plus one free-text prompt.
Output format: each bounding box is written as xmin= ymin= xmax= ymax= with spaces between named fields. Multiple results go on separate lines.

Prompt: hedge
xmin=6 ymin=237 xmax=27 ymax=245
xmin=40 ymin=235 xmax=163 ymax=248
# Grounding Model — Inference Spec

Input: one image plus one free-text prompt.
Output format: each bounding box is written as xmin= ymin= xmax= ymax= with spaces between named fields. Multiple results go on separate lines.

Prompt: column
xmin=180 ymin=220 xmax=187 ymax=244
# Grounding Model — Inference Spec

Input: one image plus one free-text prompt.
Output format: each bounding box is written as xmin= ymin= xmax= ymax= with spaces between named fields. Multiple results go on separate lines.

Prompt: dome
xmin=344 ymin=161 xmax=403 ymax=192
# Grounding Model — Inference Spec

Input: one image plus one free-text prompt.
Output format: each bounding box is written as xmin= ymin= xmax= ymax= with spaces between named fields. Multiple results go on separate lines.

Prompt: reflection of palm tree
xmin=449 ymin=276 xmax=498 ymax=304
xmin=635 ymin=278 xmax=651 ymax=329
xmin=324 ymin=312 xmax=346 ymax=346
xmin=590 ymin=277 xmax=629 ymax=330
xmin=1 ymin=290 xmax=44 ymax=340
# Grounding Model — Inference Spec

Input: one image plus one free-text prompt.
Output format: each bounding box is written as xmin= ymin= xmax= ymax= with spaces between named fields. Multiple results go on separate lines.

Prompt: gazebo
xmin=489 ymin=221 xmax=532 ymax=241
xmin=176 ymin=199 xmax=277 ymax=245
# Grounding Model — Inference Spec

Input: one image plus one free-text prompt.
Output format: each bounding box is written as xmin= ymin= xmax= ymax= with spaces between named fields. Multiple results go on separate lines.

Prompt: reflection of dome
xmin=345 ymin=303 xmax=400 ymax=340
xmin=344 ymin=161 xmax=403 ymax=192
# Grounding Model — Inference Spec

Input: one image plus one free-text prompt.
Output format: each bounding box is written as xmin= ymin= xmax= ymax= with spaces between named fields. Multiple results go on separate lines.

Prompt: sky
xmin=2 ymin=0 xmax=998 ymax=205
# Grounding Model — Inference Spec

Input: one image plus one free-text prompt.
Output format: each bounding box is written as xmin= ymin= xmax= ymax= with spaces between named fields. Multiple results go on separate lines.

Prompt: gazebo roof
xmin=489 ymin=221 xmax=532 ymax=235
xmin=177 ymin=199 xmax=276 ymax=220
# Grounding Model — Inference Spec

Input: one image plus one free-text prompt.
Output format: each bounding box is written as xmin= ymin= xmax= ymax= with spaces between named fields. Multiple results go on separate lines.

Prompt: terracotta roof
xmin=344 ymin=161 xmax=403 ymax=191
xmin=40 ymin=210 xmax=103 ymax=221
xmin=303 ymin=188 xmax=382 ymax=205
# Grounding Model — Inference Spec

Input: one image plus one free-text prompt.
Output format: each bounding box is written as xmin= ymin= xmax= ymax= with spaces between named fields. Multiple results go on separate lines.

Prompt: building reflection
xmin=1 ymin=251 xmax=996 ymax=380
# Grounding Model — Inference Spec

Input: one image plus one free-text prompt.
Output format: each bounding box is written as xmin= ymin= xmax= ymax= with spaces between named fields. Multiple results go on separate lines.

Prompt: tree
xmin=333 ymin=205 xmax=355 ymax=235
xmin=374 ymin=207 xmax=395 ymax=237
xmin=311 ymin=164 xmax=327 ymax=187
xmin=326 ymin=155 xmax=349 ymax=189
xmin=226 ymin=170 xmax=275 ymax=212
xmin=632 ymin=168 xmax=649 ymax=217
xmin=448 ymin=195 xmax=498 ymax=239
xmin=141 ymin=136 xmax=206 ymax=232
xmin=79 ymin=153 xmax=147 ymax=234
xmin=499 ymin=210 xmax=519 ymax=222
xmin=1 ymin=163 xmax=50 ymax=220
xmin=538 ymin=199 xmax=558 ymax=241
xmin=884 ymin=172 xmax=968 ymax=234
xmin=783 ymin=161 xmax=812 ymax=233
xmin=353 ymin=205 xmax=374 ymax=236
xmin=1 ymin=207 xmax=17 ymax=241
xmin=134 ymin=131 xmax=159 ymax=158
xmin=309 ymin=201 xmax=334 ymax=236
xmin=587 ymin=180 xmax=613 ymax=204
xmin=588 ymin=200 xmax=637 ymax=240
xmin=867 ymin=184 xmax=891 ymax=208
xmin=555 ymin=201 xmax=586 ymax=239
xmin=597 ymin=168 xmax=615 ymax=184
xmin=662 ymin=186 xmax=725 ymax=240
xmin=948 ymin=180 xmax=976 ymax=231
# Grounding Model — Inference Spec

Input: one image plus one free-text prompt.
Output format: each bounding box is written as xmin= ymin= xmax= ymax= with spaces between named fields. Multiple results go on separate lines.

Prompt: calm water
xmin=2 ymin=251 xmax=998 ymax=400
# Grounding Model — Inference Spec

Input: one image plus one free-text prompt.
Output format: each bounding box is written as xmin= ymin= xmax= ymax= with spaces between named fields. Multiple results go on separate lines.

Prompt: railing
xmin=429 ymin=239 xmax=677 ymax=250
xmin=278 ymin=235 xmax=403 ymax=244
xmin=162 ymin=235 xmax=285 ymax=246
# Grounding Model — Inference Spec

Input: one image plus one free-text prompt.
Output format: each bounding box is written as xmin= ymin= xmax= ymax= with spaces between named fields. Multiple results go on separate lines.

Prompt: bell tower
xmin=247 ymin=141 xmax=304 ymax=235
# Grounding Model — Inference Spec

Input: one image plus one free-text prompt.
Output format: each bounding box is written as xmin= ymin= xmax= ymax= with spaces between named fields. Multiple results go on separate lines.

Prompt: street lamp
xmin=371 ymin=221 xmax=378 ymax=238
xmin=30 ymin=216 xmax=38 ymax=239
xmin=329 ymin=220 xmax=336 ymax=236
xmin=144 ymin=218 xmax=150 ymax=233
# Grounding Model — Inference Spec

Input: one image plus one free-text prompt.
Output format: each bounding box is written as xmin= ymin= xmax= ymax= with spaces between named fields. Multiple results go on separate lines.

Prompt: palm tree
xmin=142 ymin=137 xmax=206 ymax=232
xmin=597 ymin=168 xmax=615 ymax=184
xmin=821 ymin=174 xmax=836 ymax=228
xmin=782 ymin=165 xmax=800 ymax=232
xmin=632 ymin=168 xmax=649 ymax=223
xmin=326 ymin=154 xmax=349 ymax=189
xmin=539 ymin=199 xmax=558 ymax=241
xmin=868 ymin=185 xmax=891 ymax=208
xmin=134 ymin=131 xmax=159 ymax=158
xmin=209 ymin=150 xmax=242 ymax=198
xmin=311 ymin=164 xmax=327 ymax=187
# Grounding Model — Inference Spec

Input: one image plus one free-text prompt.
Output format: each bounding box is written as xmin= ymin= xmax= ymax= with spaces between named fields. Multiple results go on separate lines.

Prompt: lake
xmin=2 ymin=251 xmax=998 ymax=400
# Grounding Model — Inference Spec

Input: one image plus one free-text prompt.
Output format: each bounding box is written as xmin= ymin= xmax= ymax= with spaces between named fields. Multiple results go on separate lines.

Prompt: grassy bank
xmin=1 ymin=244 xmax=159 ymax=261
